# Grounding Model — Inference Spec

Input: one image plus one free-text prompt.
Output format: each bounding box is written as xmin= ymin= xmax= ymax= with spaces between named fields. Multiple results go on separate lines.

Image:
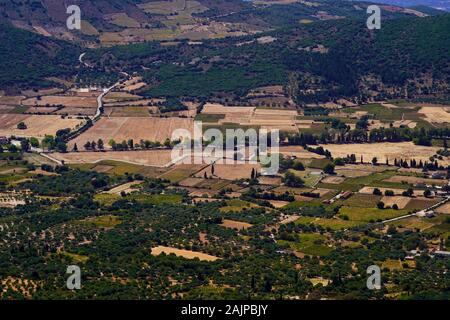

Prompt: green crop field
xmin=339 ymin=206 xmax=409 ymax=223
xmin=278 ymin=233 xmax=333 ymax=256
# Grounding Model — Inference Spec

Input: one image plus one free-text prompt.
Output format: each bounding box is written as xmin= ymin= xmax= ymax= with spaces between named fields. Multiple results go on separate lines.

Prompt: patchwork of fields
xmin=68 ymin=117 xmax=195 ymax=149
xmin=50 ymin=150 xmax=174 ymax=167
xmin=320 ymin=142 xmax=449 ymax=166
xmin=0 ymin=114 xmax=85 ymax=138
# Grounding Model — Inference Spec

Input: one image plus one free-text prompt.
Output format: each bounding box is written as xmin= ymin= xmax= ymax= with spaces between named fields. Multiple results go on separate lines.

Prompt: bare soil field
xmin=49 ymin=150 xmax=174 ymax=167
xmin=322 ymin=176 xmax=346 ymax=184
xmin=106 ymin=181 xmax=143 ymax=195
xmin=104 ymin=98 xmax=163 ymax=107
xmin=104 ymin=106 xmax=154 ymax=117
xmin=68 ymin=117 xmax=194 ymax=149
xmin=258 ymin=176 xmax=282 ymax=185
xmin=247 ymin=85 xmax=285 ymax=97
xmin=0 ymin=105 xmax=15 ymax=114
xmin=435 ymin=202 xmax=450 ymax=214
xmin=70 ymin=91 xmax=100 ymax=98
xmin=359 ymin=186 xmax=423 ymax=197
xmin=404 ymin=198 xmax=440 ymax=211
xmin=418 ymin=105 xmax=450 ymax=124
xmin=0 ymin=167 xmax=27 ymax=175
xmin=22 ymin=95 xmax=98 ymax=108
xmin=384 ymin=175 xmax=447 ymax=186
xmin=220 ymin=219 xmax=253 ymax=230
xmin=314 ymin=188 xmax=333 ymax=197
xmin=398 ymin=167 xmax=425 ymax=174
xmin=268 ymin=200 xmax=290 ymax=208
xmin=250 ymin=109 xmax=299 ymax=132
xmin=339 ymin=164 xmax=391 ymax=174
xmin=295 ymin=119 xmax=315 ymax=129
xmin=202 ymin=103 xmax=254 ymax=117
xmin=151 ymin=246 xmax=219 ymax=262
xmin=380 ymin=196 xmax=411 ymax=209
xmin=55 ymin=107 xmax=96 ymax=116
xmin=195 ymin=163 xmax=261 ymax=180
xmin=0 ymin=114 xmax=28 ymax=127
xmin=25 ymin=106 xmax=60 ymax=114
xmin=0 ymin=115 xmax=85 ymax=137
xmin=187 ymin=188 xmax=219 ymax=197
xmin=0 ymin=95 xmax=25 ymax=105
xmin=320 ymin=142 xmax=448 ymax=166
xmin=29 ymin=169 xmax=59 ymax=176
xmin=159 ymin=164 xmax=206 ymax=182
xmin=92 ymin=164 xmax=115 ymax=173
xmin=103 ymin=92 xmax=143 ymax=103
xmin=278 ymin=146 xmax=325 ymax=159
xmin=178 ymin=177 xmax=204 ymax=187
xmin=393 ymin=120 xmax=417 ymax=128
xmin=119 ymin=78 xmax=147 ymax=92
xmin=368 ymin=119 xmax=416 ymax=130
xmin=201 ymin=104 xmax=300 ymax=131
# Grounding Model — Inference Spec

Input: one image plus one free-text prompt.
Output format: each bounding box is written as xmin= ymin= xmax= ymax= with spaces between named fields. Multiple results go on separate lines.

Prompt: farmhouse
xmin=434 ymin=251 xmax=450 ymax=258
xmin=340 ymin=191 xmax=353 ymax=200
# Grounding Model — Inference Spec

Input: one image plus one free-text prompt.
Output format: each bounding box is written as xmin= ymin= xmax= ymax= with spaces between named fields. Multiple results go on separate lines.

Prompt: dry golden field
xmin=68 ymin=117 xmax=194 ymax=149
xmin=220 ymin=219 xmax=253 ymax=230
xmin=201 ymin=103 xmax=301 ymax=131
xmin=151 ymin=246 xmax=219 ymax=261
xmin=50 ymin=150 xmax=174 ymax=167
xmin=278 ymin=146 xmax=325 ymax=159
xmin=380 ymin=196 xmax=411 ymax=209
xmin=359 ymin=186 xmax=423 ymax=197
xmin=384 ymin=175 xmax=447 ymax=186
xmin=418 ymin=105 xmax=450 ymax=124
xmin=435 ymin=202 xmax=450 ymax=214
xmin=320 ymin=142 xmax=449 ymax=165
xmin=22 ymin=95 xmax=98 ymax=108
xmin=0 ymin=114 xmax=85 ymax=138
xmin=195 ymin=163 xmax=261 ymax=180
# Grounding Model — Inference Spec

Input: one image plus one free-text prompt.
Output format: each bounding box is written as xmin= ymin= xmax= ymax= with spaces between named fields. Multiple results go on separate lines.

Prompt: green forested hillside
xmin=84 ymin=14 xmax=450 ymax=102
xmin=0 ymin=22 xmax=80 ymax=92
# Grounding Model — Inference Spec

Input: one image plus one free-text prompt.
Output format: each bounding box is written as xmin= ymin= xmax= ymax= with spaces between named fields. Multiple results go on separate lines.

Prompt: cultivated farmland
xmin=320 ymin=142 xmax=449 ymax=166
xmin=68 ymin=117 xmax=194 ymax=149
xmin=200 ymin=103 xmax=301 ymax=131
xmin=418 ymin=105 xmax=450 ymax=124
xmin=0 ymin=115 xmax=85 ymax=138
xmin=22 ymin=95 xmax=98 ymax=108
xmin=151 ymin=246 xmax=219 ymax=262
xmin=195 ymin=163 xmax=261 ymax=180
xmin=49 ymin=150 xmax=174 ymax=167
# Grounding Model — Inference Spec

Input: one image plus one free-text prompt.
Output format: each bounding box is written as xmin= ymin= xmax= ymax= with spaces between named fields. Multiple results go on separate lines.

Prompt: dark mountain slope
xmin=0 ymin=0 xmax=436 ymax=44
xmin=83 ymin=14 xmax=450 ymax=102
xmin=0 ymin=22 xmax=81 ymax=92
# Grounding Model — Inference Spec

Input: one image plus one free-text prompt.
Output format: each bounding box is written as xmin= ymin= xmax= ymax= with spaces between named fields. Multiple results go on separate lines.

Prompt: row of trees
xmin=75 ymin=138 xmax=174 ymax=151
xmin=80 ymin=139 xmax=104 ymax=151
xmin=287 ymin=126 xmax=450 ymax=147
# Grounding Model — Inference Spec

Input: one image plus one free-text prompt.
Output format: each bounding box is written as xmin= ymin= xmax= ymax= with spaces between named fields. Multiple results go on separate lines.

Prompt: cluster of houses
xmin=0 ymin=136 xmax=9 ymax=145
xmin=323 ymin=190 xmax=352 ymax=204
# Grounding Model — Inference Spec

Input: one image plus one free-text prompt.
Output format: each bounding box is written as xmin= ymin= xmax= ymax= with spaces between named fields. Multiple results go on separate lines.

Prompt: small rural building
xmin=340 ymin=191 xmax=352 ymax=200
xmin=434 ymin=251 xmax=450 ymax=258
xmin=431 ymin=172 xmax=445 ymax=179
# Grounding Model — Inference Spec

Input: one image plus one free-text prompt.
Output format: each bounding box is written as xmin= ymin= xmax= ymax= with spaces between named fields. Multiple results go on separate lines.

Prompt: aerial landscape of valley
xmin=0 ymin=0 xmax=449 ymax=305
